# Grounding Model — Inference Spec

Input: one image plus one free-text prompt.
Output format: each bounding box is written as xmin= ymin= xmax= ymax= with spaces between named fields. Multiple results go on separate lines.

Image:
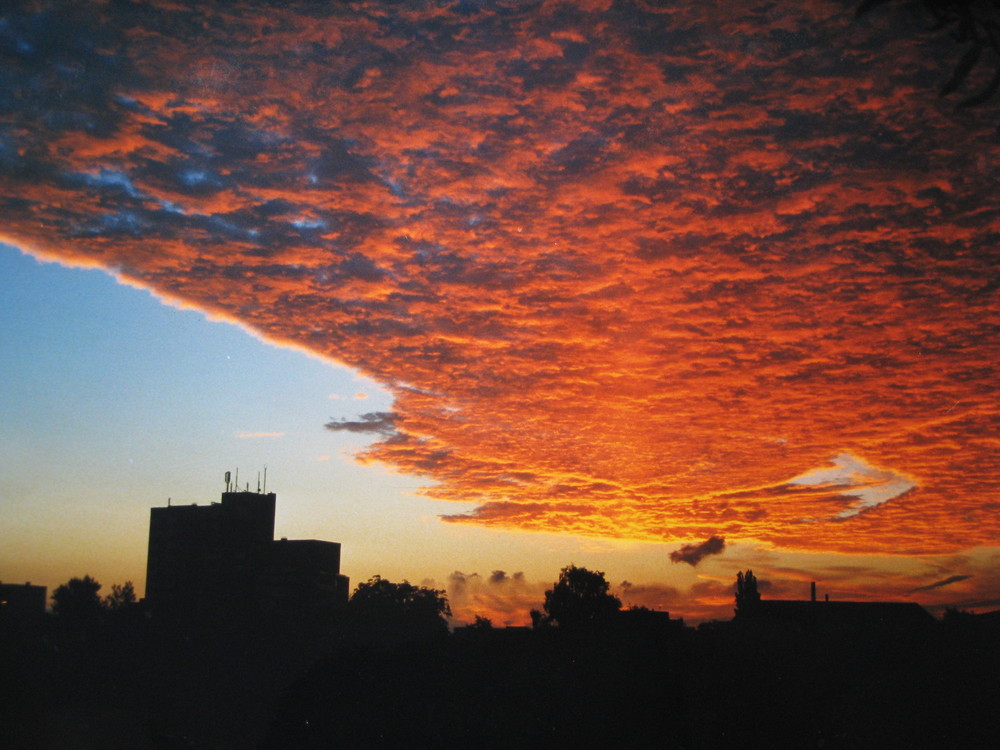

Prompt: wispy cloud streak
xmin=908 ymin=575 xmax=973 ymax=594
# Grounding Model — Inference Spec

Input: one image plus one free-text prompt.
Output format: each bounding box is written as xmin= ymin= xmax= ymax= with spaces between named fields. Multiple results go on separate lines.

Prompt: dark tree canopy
xmin=104 ymin=581 xmax=137 ymax=611
xmin=468 ymin=615 xmax=493 ymax=631
xmin=348 ymin=575 xmax=451 ymax=640
xmin=51 ymin=575 xmax=104 ymax=622
xmin=541 ymin=565 xmax=621 ymax=629
xmin=735 ymin=569 xmax=761 ymax=616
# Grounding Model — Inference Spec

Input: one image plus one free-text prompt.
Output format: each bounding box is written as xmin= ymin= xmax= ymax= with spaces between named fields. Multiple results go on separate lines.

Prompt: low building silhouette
xmin=259 ymin=538 xmax=350 ymax=615
xmin=145 ymin=476 xmax=348 ymax=624
xmin=0 ymin=581 xmax=47 ymax=632
xmin=737 ymin=576 xmax=935 ymax=634
xmin=615 ymin=605 xmax=683 ymax=632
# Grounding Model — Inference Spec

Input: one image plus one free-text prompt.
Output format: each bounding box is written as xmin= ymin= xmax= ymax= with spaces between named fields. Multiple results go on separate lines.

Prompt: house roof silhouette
xmin=739 ymin=580 xmax=935 ymax=633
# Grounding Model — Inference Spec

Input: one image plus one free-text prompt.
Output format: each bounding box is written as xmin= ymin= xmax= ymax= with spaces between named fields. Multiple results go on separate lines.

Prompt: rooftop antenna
xmin=256 ymin=471 xmax=261 ymax=493
xmin=263 ymin=466 xmax=267 ymax=494
xmin=224 ymin=471 xmax=231 ymax=493
xmin=234 ymin=468 xmax=239 ymax=493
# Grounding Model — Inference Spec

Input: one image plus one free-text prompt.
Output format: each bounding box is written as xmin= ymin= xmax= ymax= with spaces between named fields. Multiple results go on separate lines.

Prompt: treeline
xmin=265 ymin=607 xmax=1000 ymax=750
xmin=3 ymin=566 xmax=999 ymax=749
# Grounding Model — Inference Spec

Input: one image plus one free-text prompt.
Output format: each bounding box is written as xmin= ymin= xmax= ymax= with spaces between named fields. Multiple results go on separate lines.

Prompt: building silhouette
xmin=0 ymin=581 xmax=47 ymax=633
xmin=145 ymin=477 xmax=348 ymax=623
xmin=736 ymin=574 xmax=934 ymax=634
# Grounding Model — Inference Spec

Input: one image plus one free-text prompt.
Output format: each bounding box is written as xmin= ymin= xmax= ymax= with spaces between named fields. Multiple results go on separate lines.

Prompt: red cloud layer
xmin=2 ymin=1 xmax=997 ymax=556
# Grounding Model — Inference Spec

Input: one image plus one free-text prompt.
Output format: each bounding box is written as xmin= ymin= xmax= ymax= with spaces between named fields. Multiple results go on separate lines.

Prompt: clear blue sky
xmin=0 ymin=243 xmax=426 ymax=588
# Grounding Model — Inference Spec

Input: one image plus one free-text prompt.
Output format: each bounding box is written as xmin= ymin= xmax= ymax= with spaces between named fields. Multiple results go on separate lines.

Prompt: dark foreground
xmin=3 ymin=612 xmax=999 ymax=749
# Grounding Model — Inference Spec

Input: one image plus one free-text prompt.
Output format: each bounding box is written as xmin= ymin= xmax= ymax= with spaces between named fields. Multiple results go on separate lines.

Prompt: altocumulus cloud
xmin=1 ymin=1 xmax=998 ymax=555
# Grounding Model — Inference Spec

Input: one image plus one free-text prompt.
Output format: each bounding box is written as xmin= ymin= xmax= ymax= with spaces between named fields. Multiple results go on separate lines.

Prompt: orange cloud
xmin=2 ymin=1 xmax=998 ymax=561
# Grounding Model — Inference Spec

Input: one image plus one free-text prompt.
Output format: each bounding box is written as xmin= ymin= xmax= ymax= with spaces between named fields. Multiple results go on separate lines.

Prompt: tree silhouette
xmin=734 ymin=570 xmax=761 ymax=616
xmin=51 ymin=575 xmax=105 ymax=641
xmin=104 ymin=581 xmax=136 ymax=611
xmin=348 ymin=575 xmax=451 ymax=640
xmin=541 ymin=565 xmax=621 ymax=629
xmin=468 ymin=614 xmax=493 ymax=631
xmin=51 ymin=575 xmax=103 ymax=621
xmin=529 ymin=607 xmax=550 ymax=630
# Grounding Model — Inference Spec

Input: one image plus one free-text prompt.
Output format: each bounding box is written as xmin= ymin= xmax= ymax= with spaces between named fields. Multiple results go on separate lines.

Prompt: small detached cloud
xmin=325 ymin=412 xmax=399 ymax=438
xmin=234 ymin=431 xmax=285 ymax=438
xmin=670 ymin=536 xmax=726 ymax=566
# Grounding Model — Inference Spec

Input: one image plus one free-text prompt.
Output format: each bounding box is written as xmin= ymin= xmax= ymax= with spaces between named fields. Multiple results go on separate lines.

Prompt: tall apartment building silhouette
xmin=145 ymin=479 xmax=348 ymax=622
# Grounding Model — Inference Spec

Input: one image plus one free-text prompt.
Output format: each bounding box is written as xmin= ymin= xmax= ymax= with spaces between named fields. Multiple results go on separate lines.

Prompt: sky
xmin=1 ymin=0 xmax=998 ymax=624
